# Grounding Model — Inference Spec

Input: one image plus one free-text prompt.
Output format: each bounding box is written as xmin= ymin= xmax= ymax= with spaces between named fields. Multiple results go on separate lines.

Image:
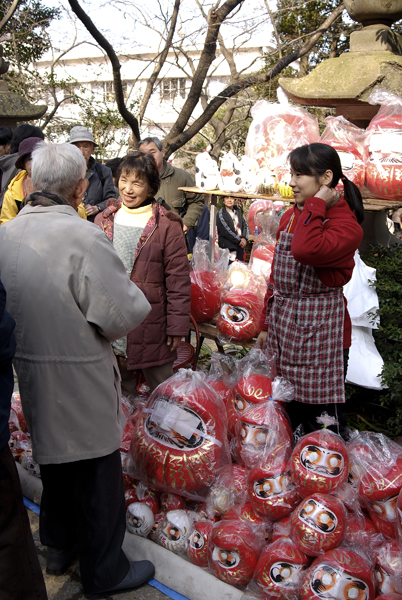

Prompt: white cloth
xmin=344 ymin=250 xmax=384 ymax=389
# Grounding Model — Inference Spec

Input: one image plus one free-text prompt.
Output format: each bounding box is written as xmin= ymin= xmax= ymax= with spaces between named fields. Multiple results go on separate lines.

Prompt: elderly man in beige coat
xmin=0 ymin=142 xmax=154 ymax=600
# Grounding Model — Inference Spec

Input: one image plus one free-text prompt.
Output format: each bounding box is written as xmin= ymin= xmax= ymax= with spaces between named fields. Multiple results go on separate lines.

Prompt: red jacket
xmin=95 ymin=199 xmax=191 ymax=369
xmin=261 ymin=197 xmax=363 ymax=348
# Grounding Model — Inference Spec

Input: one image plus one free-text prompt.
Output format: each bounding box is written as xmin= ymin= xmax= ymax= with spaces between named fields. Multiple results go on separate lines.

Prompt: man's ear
xmin=71 ymin=178 xmax=89 ymax=208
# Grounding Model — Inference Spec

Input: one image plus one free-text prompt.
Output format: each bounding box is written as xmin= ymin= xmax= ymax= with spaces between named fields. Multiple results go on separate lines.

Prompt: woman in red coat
xmin=96 ymin=152 xmax=190 ymax=391
xmin=257 ymin=143 xmax=364 ymax=436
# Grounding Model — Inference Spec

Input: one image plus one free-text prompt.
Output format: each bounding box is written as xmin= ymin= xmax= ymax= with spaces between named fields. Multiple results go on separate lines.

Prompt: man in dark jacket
xmin=0 ymin=278 xmax=48 ymax=600
xmin=138 ymin=137 xmax=204 ymax=234
xmin=69 ymin=126 xmax=116 ymax=222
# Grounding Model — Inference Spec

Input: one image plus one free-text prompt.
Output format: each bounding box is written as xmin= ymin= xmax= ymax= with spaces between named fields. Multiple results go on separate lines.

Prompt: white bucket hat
xmin=69 ymin=126 xmax=98 ymax=146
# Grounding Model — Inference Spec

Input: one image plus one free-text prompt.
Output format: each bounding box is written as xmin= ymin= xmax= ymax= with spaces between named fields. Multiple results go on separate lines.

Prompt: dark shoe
xmin=84 ymin=560 xmax=155 ymax=599
xmin=46 ymin=545 xmax=78 ymax=575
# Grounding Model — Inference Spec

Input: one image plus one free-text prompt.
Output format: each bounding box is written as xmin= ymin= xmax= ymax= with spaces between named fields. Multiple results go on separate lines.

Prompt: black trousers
xmin=285 ymin=349 xmax=349 ymax=438
xmin=0 ymin=443 xmax=48 ymax=600
xmin=39 ymin=449 xmax=129 ymax=594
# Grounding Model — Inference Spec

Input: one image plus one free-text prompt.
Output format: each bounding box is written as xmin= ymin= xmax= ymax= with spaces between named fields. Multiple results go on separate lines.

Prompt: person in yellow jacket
xmin=0 ymin=137 xmax=87 ymax=225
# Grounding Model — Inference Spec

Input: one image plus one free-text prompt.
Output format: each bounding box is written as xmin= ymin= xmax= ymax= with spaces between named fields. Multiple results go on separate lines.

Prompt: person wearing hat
xmin=0 ymin=137 xmax=87 ymax=225
xmin=69 ymin=126 xmax=116 ymax=222
xmin=0 ymin=124 xmax=45 ymax=208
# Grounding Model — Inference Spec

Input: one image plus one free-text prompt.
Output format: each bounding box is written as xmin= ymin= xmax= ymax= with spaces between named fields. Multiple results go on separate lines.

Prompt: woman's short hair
xmin=118 ymin=152 xmax=160 ymax=197
xmin=31 ymin=142 xmax=86 ymax=199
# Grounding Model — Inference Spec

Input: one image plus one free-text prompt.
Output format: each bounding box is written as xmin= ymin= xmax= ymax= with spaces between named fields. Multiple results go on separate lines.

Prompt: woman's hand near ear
xmin=315 ymin=185 xmax=340 ymax=208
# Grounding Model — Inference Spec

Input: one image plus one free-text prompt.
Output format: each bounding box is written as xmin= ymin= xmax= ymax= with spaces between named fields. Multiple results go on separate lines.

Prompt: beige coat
xmin=0 ymin=204 xmax=151 ymax=464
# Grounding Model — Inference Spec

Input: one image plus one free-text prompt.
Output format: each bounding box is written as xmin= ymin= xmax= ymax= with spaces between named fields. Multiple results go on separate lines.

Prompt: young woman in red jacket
xmin=257 ymin=143 xmax=364 ymax=437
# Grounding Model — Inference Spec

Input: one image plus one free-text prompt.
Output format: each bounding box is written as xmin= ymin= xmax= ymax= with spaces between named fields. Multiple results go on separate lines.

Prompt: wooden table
xmin=189 ymin=319 xmax=255 ymax=355
xmin=179 ymin=186 xmax=402 ymax=254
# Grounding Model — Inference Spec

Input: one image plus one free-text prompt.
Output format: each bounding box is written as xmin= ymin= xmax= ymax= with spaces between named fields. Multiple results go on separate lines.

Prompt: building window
xmin=160 ymin=78 xmax=186 ymax=101
xmin=91 ymin=81 xmax=115 ymax=103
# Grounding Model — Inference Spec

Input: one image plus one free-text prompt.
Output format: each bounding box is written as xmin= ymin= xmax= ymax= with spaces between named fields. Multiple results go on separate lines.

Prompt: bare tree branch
xmin=165 ymin=0 xmax=245 ymax=142
xmin=139 ymin=0 xmax=180 ymax=124
xmin=67 ymin=0 xmax=140 ymax=144
xmin=264 ymin=0 xmax=282 ymax=59
xmin=164 ymin=2 xmax=345 ymax=156
xmin=0 ymin=0 xmax=20 ymax=35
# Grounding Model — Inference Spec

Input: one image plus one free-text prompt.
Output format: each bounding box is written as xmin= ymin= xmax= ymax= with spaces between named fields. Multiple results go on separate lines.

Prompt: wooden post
xmin=208 ymin=194 xmax=217 ymax=266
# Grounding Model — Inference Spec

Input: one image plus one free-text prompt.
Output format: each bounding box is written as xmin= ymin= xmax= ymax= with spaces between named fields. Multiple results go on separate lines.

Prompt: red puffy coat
xmin=96 ymin=199 xmax=191 ymax=369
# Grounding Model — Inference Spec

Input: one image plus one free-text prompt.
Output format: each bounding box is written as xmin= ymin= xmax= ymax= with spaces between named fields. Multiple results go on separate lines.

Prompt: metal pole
xmin=208 ymin=194 xmax=217 ymax=267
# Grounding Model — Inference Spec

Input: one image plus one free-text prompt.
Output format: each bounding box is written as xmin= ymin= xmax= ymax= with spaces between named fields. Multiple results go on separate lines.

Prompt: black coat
xmin=84 ymin=157 xmax=116 ymax=221
xmin=217 ymin=205 xmax=249 ymax=251
xmin=0 ymin=279 xmax=16 ymax=450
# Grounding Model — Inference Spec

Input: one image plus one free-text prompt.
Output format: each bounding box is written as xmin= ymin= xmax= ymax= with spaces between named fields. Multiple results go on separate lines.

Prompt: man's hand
xmin=183 ymin=224 xmax=189 ymax=234
xmin=255 ymin=330 xmax=267 ymax=350
xmin=85 ymin=204 xmax=100 ymax=216
xmin=239 ymin=237 xmax=247 ymax=248
xmin=167 ymin=335 xmax=182 ymax=352
xmin=314 ymin=186 xmax=340 ymax=208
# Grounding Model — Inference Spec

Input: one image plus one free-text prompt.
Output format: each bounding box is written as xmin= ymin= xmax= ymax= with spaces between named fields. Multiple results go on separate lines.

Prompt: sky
xmin=41 ymin=0 xmax=276 ymax=60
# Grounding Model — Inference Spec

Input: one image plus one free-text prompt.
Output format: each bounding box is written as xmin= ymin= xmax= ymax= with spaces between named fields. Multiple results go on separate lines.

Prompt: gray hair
xmin=138 ymin=136 xmax=163 ymax=151
xmin=31 ymin=141 xmax=86 ymax=199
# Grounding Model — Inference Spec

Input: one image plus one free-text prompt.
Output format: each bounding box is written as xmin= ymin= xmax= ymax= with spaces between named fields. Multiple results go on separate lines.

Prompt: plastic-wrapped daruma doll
xmin=257 ymin=143 xmax=364 ymax=436
xmin=300 ymin=547 xmax=376 ymax=600
xmin=208 ymin=520 xmax=261 ymax=588
xmin=290 ymin=427 xmax=349 ymax=498
xmin=253 ymin=538 xmax=310 ymax=600
xmin=290 ymin=493 xmax=346 ymax=557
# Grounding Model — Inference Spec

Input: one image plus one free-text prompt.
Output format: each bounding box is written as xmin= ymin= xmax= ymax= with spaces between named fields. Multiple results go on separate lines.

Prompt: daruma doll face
xmin=290 ymin=494 xmax=346 ymax=556
xmin=291 ymin=431 xmax=349 ymax=497
xmin=208 ymin=521 xmax=260 ymax=588
xmin=300 ymin=548 xmax=375 ymax=600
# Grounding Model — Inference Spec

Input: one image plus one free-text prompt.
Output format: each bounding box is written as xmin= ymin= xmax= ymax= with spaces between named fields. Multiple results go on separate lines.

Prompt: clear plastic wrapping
xmin=128 ymin=369 xmax=231 ymax=501
xmin=208 ymin=519 xmax=263 ymax=589
xmin=249 ymin=212 xmax=278 ymax=282
xmin=375 ymin=539 xmax=402 ymax=596
xmin=348 ymin=431 xmax=402 ymax=539
xmin=299 ymin=547 xmax=375 ymax=600
xmin=190 ymin=238 xmax=229 ymax=324
xmin=217 ymin=263 xmax=266 ymax=344
xmin=247 ymin=457 xmax=301 ymax=521
xmin=290 ymin=493 xmax=347 ymax=557
xmin=249 ymin=537 xmax=310 ymax=600
xmin=290 ymin=426 xmax=350 ymax=498
xmin=365 ymin=89 xmax=402 ymax=200
xmin=245 ymin=100 xmax=320 ymax=172
xmin=320 ymin=115 xmax=368 ymax=192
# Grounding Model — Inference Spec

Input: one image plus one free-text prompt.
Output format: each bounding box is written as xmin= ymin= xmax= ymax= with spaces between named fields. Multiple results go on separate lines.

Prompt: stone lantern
xmin=279 ymin=1 xmax=402 ymax=128
xmin=0 ymin=45 xmax=46 ymax=129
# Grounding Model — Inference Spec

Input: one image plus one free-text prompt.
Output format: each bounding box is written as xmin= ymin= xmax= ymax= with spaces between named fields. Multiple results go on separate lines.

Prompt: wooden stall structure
xmin=181 ymin=186 xmax=402 ymax=353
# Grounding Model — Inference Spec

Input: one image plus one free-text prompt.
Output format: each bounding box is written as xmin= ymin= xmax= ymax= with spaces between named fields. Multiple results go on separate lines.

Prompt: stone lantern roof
xmin=278 ymin=1 xmax=402 ymax=128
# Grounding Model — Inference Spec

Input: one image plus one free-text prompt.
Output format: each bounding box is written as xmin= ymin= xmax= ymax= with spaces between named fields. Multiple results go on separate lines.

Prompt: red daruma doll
xmin=290 ymin=493 xmax=346 ymax=557
xmin=290 ymin=425 xmax=349 ymax=498
xmin=208 ymin=520 xmax=261 ymax=588
xmin=248 ymin=458 xmax=301 ymax=521
xmin=300 ymin=547 xmax=375 ymax=600
xmin=365 ymin=89 xmax=402 ymax=201
xmin=253 ymin=538 xmax=310 ymax=600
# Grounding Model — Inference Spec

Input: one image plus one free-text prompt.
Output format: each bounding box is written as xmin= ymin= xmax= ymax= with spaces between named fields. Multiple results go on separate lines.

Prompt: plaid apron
xmin=266 ymin=219 xmax=345 ymax=405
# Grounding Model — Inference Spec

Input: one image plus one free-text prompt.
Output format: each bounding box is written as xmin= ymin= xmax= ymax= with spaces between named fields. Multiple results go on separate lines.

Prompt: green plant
xmin=346 ymin=245 xmax=402 ymax=437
